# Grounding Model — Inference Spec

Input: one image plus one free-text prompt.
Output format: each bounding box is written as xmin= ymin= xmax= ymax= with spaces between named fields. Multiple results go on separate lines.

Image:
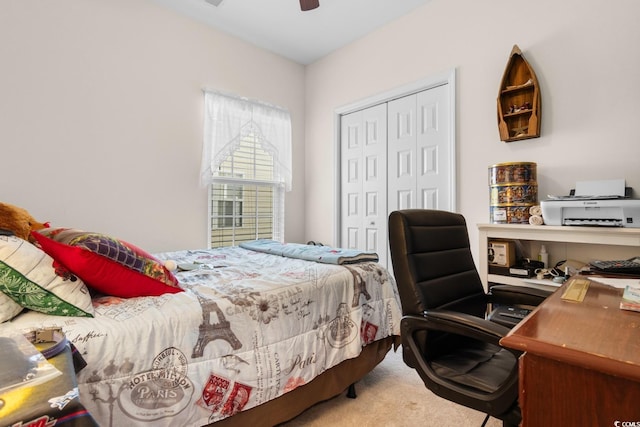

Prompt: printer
xmin=540 ymin=179 xmax=640 ymax=228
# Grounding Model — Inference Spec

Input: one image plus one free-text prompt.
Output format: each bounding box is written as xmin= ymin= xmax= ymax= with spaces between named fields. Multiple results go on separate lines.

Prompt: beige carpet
xmin=279 ymin=346 xmax=502 ymax=427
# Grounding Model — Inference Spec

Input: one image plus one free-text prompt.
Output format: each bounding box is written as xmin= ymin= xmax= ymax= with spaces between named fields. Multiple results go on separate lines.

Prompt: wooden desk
xmin=501 ymin=277 xmax=640 ymax=427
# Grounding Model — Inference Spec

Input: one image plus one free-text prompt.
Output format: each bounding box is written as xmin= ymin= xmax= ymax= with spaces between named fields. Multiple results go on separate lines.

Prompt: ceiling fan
xmin=300 ymin=0 xmax=320 ymax=11
xmin=206 ymin=0 xmax=319 ymax=12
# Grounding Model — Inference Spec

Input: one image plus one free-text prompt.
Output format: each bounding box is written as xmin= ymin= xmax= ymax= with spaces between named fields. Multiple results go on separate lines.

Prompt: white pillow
xmin=0 ymin=235 xmax=94 ymax=319
xmin=0 ymin=291 xmax=23 ymax=323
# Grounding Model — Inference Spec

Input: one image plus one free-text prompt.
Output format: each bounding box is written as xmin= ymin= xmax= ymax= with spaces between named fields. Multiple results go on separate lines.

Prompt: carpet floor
xmin=279 ymin=346 xmax=503 ymax=427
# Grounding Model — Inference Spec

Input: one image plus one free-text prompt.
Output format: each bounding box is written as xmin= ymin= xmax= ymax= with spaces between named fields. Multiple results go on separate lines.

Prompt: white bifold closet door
xmin=340 ymin=83 xmax=451 ymax=269
xmin=340 ymin=103 xmax=388 ymax=268
xmin=388 ymin=83 xmax=452 ymax=213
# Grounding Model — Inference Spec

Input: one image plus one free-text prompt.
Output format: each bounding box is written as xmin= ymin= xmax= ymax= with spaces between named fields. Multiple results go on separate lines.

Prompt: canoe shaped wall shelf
xmin=497 ymin=45 xmax=541 ymax=142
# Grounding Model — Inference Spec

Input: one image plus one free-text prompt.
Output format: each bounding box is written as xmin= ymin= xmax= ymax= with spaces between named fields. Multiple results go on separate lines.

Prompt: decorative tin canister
xmin=489 ymin=162 xmax=537 ymax=185
xmin=489 ymin=162 xmax=538 ymax=224
xmin=490 ymin=184 xmax=538 ymax=205
xmin=490 ymin=204 xmax=537 ymax=224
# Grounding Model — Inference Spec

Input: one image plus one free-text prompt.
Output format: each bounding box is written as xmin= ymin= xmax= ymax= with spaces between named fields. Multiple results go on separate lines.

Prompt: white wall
xmin=304 ymin=0 xmax=640 ymax=261
xmin=0 ymin=0 xmax=306 ymax=252
xmin=3 ymin=0 xmax=639 ymax=261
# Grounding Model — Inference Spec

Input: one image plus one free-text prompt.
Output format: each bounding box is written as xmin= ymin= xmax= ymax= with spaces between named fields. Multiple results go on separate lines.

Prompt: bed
xmin=7 ymin=240 xmax=402 ymax=427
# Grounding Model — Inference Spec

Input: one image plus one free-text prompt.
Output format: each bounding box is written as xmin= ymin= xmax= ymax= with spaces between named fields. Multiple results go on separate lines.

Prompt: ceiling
xmin=151 ymin=0 xmax=432 ymax=65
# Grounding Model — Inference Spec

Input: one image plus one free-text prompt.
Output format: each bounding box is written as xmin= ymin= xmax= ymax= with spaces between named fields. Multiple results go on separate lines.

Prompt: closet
xmin=340 ymin=81 xmax=454 ymax=269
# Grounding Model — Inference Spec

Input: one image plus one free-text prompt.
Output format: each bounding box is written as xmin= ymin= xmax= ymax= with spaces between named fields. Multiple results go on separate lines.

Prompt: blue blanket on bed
xmin=239 ymin=239 xmax=379 ymax=265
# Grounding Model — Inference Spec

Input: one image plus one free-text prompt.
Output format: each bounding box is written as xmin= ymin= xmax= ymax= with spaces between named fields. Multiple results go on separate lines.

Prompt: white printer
xmin=540 ymin=179 xmax=640 ymax=228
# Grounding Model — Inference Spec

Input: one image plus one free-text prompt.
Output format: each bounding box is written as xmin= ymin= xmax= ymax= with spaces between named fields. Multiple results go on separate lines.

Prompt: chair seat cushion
xmin=430 ymin=336 xmax=516 ymax=393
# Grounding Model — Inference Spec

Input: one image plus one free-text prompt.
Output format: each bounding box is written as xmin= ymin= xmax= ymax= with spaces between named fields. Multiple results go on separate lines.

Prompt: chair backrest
xmin=388 ymin=209 xmax=486 ymax=316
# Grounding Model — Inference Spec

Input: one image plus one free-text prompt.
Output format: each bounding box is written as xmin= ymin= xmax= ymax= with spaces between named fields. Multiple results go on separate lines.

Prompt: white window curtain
xmin=200 ymin=90 xmax=292 ymax=191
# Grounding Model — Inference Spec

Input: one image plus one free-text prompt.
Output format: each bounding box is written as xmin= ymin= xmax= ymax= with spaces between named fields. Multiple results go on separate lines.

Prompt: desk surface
xmin=501 ymin=277 xmax=640 ymax=383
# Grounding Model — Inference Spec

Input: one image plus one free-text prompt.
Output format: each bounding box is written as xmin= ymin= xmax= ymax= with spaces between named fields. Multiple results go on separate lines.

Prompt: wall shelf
xmin=497 ymin=45 xmax=541 ymax=142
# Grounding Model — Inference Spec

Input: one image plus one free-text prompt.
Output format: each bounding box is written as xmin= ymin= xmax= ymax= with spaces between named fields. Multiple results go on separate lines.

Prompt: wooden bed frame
xmin=211 ymin=336 xmax=398 ymax=426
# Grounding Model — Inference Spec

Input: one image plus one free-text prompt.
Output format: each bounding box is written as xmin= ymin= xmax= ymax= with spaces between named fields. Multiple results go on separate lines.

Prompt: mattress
xmin=10 ymin=245 xmax=402 ymax=427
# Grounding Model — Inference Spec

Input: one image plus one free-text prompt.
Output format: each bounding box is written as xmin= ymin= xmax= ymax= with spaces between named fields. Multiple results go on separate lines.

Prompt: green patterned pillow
xmin=0 ymin=235 xmax=94 ymax=319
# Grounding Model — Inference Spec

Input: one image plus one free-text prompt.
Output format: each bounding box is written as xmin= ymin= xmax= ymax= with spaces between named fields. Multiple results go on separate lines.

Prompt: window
xmin=201 ymin=91 xmax=291 ymax=248
xmin=213 ymin=173 xmax=244 ymax=228
xmin=209 ymin=136 xmax=283 ymax=247
xmin=216 ymin=194 xmax=243 ymax=229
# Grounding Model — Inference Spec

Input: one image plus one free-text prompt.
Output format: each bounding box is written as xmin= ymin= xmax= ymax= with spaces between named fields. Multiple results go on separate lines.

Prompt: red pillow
xmin=31 ymin=228 xmax=182 ymax=298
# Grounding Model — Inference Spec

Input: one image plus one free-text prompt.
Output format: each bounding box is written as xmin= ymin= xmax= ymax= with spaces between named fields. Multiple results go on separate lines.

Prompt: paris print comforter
xmin=10 ymin=245 xmax=402 ymax=427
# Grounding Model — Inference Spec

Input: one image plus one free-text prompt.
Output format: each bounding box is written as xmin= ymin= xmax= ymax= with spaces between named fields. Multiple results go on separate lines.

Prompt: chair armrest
xmin=402 ymin=310 xmax=512 ymax=350
xmin=489 ymin=284 xmax=552 ymax=307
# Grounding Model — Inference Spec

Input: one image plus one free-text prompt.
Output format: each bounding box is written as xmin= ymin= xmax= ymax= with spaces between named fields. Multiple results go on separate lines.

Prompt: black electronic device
xmin=509 ymin=259 xmax=545 ymax=278
xmin=488 ymin=305 xmax=532 ymax=328
xmin=589 ymin=257 xmax=640 ymax=275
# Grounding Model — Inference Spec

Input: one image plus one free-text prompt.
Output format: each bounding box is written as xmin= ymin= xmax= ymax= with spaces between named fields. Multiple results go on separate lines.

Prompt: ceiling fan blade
xmin=300 ymin=0 xmax=319 ymax=11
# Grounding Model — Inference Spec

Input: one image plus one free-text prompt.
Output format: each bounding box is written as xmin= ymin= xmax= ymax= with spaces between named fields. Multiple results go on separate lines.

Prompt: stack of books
xmin=620 ymin=284 xmax=640 ymax=312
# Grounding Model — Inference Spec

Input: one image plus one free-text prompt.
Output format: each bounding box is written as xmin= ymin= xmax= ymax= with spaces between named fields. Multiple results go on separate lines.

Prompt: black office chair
xmin=388 ymin=209 xmax=550 ymax=427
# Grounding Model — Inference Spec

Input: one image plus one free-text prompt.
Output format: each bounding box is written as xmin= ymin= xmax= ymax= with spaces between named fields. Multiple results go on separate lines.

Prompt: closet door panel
xmin=341 ymin=110 xmax=363 ymax=250
xmin=416 ymin=84 xmax=451 ymax=210
xmin=362 ymin=104 xmax=387 ymax=266
xmin=340 ymin=104 xmax=388 ymax=267
xmin=388 ymin=95 xmax=417 ymax=213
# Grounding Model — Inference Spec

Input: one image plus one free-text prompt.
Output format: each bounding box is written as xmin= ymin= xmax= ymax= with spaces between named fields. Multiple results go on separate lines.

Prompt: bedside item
xmin=0 ymin=338 xmax=98 ymax=427
xmin=0 ymin=325 xmax=62 ymax=395
xmin=0 ymin=336 xmax=38 ymax=391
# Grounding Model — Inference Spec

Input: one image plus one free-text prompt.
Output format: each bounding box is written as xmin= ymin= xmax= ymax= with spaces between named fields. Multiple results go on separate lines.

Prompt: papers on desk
xmin=591 ymin=277 xmax=640 ymax=289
